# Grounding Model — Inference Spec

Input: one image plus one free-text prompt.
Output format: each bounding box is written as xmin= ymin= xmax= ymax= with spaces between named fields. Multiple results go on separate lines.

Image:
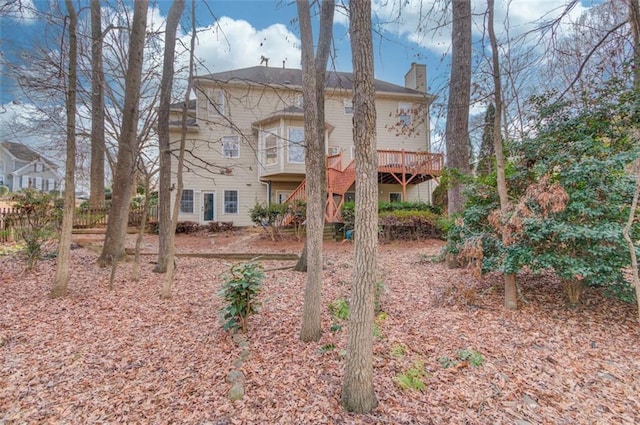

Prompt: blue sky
xmin=0 ymin=0 xmax=598 ymax=106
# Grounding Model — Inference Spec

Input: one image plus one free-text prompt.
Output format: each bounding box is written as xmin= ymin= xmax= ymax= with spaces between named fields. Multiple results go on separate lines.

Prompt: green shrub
xmin=218 ymin=262 xmax=265 ymax=333
xmin=340 ymin=201 xmax=443 ymax=240
xmin=329 ymin=297 xmax=350 ymax=321
xmin=378 ymin=200 xmax=441 ymax=214
xmin=340 ymin=201 xmax=355 ymax=232
xmin=395 ymin=361 xmax=428 ymax=391
xmin=10 ymin=189 xmax=59 ymax=269
xmin=448 ymin=84 xmax=639 ymax=304
xmin=457 ymin=348 xmax=485 ymax=367
xmin=438 ymin=348 xmax=485 ymax=368
xmin=249 ymin=202 xmax=288 ymax=240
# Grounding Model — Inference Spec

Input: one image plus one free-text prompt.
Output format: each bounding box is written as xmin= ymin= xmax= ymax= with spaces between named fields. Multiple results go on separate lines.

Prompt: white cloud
xmin=0 ymin=0 xmax=37 ymax=22
xmin=185 ymin=17 xmax=301 ymax=74
xmin=370 ymin=0 xmax=591 ymax=54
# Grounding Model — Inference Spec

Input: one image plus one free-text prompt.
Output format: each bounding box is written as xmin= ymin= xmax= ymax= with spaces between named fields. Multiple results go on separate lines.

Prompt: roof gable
xmin=1 ymin=141 xmax=58 ymax=169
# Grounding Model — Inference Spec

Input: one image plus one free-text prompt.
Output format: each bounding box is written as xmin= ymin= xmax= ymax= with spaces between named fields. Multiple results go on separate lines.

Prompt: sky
xmin=0 ymin=0 xmax=597 ymax=103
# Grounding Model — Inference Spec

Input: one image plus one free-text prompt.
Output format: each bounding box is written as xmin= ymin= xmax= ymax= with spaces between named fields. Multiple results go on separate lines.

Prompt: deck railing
xmin=377 ymin=150 xmax=444 ymax=176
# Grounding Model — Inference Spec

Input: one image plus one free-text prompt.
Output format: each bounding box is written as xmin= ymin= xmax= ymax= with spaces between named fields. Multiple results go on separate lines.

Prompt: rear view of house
xmin=0 ymin=141 xmax=62 ymax=193
xmin=168 ymin=63 xmax=443 ymax=227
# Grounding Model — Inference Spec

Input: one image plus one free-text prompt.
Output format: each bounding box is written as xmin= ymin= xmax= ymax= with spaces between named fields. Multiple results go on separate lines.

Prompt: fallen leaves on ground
xmin=1 ymin=232 xmax=639 ymax=424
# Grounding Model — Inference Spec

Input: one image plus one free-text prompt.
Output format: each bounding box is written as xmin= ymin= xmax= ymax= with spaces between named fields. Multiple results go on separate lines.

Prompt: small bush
xmin=11 ymin=189 xmax=59 ymax=269
xmin=457 ymin=348 xmax=485 ymax=367
xmin=249 ymin=202 xmax=288 ymax=241
xmin=329 ymin=297 xmax=350 ymax=321
xmin=218 ymin=262 xmax=265 ymax=333
xmin=438 ymin=348 xmax=485 ymax=368
xmin=395 ymin=361 xmax=428 ymax=391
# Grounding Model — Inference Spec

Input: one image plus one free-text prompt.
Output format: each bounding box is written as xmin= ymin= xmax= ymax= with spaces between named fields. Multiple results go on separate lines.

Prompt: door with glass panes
xmin=202 ymin=192 xmax=216 ymax=222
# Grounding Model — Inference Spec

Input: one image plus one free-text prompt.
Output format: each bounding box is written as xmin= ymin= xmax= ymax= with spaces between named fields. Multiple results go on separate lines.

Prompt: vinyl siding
xmin=170 ymin=73 xmax=434 ymax=226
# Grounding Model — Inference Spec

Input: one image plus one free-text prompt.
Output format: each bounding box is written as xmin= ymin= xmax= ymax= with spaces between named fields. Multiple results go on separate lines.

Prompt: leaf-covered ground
xmin=1 ymin=230 xmax=639 ymax=424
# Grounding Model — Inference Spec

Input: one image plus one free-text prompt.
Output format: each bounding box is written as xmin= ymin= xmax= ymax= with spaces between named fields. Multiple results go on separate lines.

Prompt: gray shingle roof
xmin=1 ymin=141 xmax=58 ymax=168
xmin=198 ymin=66 xmax=426 ymax=95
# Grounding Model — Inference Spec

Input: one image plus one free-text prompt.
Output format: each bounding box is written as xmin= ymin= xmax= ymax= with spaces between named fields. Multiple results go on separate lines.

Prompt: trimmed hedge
xmin=341 ymin=201 xmax=443 ymax=241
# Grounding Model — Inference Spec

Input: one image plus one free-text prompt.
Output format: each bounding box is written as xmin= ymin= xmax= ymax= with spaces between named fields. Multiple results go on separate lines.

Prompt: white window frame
xmin=180 ymin=189 xmax=194 ymax=214
xmin=287 ymin=127 xmax=305 ymax=164
xmin=223 ymin=190 xmax=239 ymax=214
xmin=398 ymin=102 xmax=412 ymax=127
xmin=222 ymin=136 xmax=240 ymax=159
xmin=350 ymin=146 xmax=356 ymax=160
xmin=344 ymin=99 xmax=353 ymax=115
xmin=328 ymin=146 xmax=340 ymax=156
xmin=206 ymin=88 xmax=225 ymax=117
xmin=265 ymin=131 xmax=278 ymax=166
xmin=390 ymin=192 xmax=403 ymax=203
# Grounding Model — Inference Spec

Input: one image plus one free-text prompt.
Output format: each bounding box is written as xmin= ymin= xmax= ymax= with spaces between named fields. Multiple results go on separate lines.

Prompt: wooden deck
xmin=283 ymin=150 xmax=443 ymax=223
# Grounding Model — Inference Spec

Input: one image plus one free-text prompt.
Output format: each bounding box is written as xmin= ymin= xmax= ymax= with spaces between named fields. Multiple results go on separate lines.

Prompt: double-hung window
xmin=180 ymin=189 xmax=194 ymax=213
xmin=206 ymin=88 xmax=225 ymax=117
xmin=224 ymin=190 xmax=239 ymax=214
xmin=265 ymin=132 xmax=278 ymax=166
xmin=398 ymin=103 xmax=412 ymax=127
xmin=222 ymin=136 xmax=240 ymax=158
xmin=344 ymin=99 xmax=353 ymax=115
xmin=288 ymin=127 xmax=305 ymax=164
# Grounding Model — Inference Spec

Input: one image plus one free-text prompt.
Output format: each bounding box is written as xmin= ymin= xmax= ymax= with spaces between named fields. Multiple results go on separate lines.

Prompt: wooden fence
xmin=0 ymin=205 xmax=157 ymax=243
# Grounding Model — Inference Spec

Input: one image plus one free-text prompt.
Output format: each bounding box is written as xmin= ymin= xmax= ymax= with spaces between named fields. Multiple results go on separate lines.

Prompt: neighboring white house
xmin=168 ymin=63 xmax=443 ymax=227
xmin=0 ymin=141 xmax=63 ymax=193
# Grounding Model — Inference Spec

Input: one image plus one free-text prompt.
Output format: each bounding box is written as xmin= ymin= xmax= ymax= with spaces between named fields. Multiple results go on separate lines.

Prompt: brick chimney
xmin=404 ymin=63 xmax=427 ymax=92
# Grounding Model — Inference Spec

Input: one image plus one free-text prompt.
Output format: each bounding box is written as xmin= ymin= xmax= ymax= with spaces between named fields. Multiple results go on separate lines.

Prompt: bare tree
xmin=487 ymin=0 xmax=517 ymax=310
xmin=341 ymin=0 xmax=378 ymax=414
xmin=51 ymin=0 xmax=77 ymax=298
xmin=161 ymin=0 xmax=193 ymax=300
xmin=98 ymin=0 xmax=149 ymax=267
xmin=155 ymin=0 xmax=186 ymax=274
xmin=297 ymin=0 xmax=335 ymax=343
xmin=445 ymin=0 xmax=472 ymax=216
xmin=89 ymin=0 xmax=106 ymax=209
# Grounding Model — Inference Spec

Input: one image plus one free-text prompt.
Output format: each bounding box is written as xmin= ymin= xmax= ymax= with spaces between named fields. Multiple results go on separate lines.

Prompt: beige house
xmin=0 ymin=141 xmax=62 ymax=193
xmin=169 ymin=63 xmax=443 ymax=227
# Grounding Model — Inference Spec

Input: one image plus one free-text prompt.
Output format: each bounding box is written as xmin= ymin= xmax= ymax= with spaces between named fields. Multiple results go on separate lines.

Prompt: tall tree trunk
xmin=89 ymin=0 xmax=105 ymax=210
xmin=629 ymin=0 xmax=640 ymax=90
xmin=155 ymin=0 xmax=185 ymax=273
xmin=161 ymin=0 xmax=190 ymax=299
xmin=624 ymin=0 xmax=640 ymax=322
xmin=488 ymin=0 xmax=517 ymax=310
xmin=132 ymin=167 xmax=153 ymax=281
xmin=445 ymin=0 xmax=472 ymax=216
xmin=51 ymin=0 xmax=77 ymax=298
xmin=298 ymin=0 xmax=334 ymax=343
xmin=98 ymin=0 xmax=148 ymax=267
xmin=342 ymin=0 xmax=378 ymax=414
